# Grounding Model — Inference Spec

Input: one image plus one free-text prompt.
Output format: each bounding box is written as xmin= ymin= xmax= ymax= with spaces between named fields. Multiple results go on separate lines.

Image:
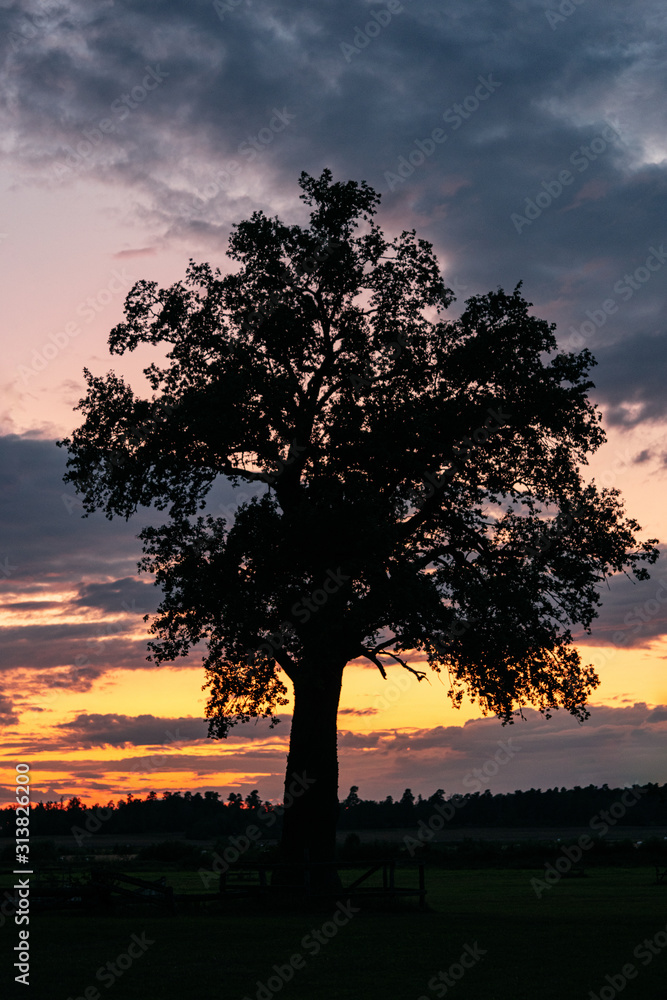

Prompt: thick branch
xmin=221 ymin=461 xmax=275 ymax=484
xmin=358 ymin=645 xmax=388 ymax=679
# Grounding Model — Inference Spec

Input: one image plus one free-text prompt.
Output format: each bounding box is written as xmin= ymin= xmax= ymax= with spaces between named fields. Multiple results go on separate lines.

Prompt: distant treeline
xmin=2 ymin=783 xmax=666 ymax=840
xmin=337 ymin=784 xmax=667 ymax=830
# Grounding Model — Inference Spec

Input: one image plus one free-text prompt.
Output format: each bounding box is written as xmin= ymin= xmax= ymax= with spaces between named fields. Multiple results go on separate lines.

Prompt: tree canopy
xmin=59 ymin=168 xmax=658 ymax=864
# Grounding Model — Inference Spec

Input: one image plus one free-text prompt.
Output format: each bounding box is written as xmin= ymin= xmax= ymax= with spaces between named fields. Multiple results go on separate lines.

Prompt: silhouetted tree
xmin=245 ymin=789 xmax=262 ymax=811
xmin=58 ymin=168 xmax=658 ymax=875
xmin=7 ymin=782 xmax=667 ymax=839
xmin=343 ymin=785 xmax=361 ymax=810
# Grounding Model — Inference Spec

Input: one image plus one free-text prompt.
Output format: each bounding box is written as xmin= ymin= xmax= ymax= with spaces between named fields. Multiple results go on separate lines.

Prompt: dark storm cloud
xmin=2 ymin=1 xmax=666 ymax=427
xmin=0 ymin=436 xmax=262 ymax=594
xmin=0 ymin=435 xmax=149 ymax=589
xmin=3 ymin=0 xmax=665 ymax=420
xmin=590 ymin=330 xmax=667 ymax=427
xmin=0 ymin=435 xmax=257 ymax=682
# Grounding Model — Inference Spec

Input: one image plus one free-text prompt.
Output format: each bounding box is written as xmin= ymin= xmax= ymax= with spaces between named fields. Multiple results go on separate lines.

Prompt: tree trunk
xmin=278 ymin=662 xmax=344 ymax=889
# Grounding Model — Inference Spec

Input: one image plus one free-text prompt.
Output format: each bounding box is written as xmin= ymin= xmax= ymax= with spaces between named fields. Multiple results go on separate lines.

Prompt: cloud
xmin=572 ymin=560 xmax=667 ymax=647
xmin=46 ymin=711 xmax=295 ymax=750
xmin=0 ymin=623 xmax=154 ymax=672
xmin=2 ymin=3 xmax=666 ymax=290
xmin=590 ymin=330 xmax=667 ymax=427
xmin=8 ymin=702 xmax=667 ymax=806
xmin=3 ymin=4 xmax=667 ymax=441
xmin=0 ymin=601 xmax=62 ymax=613
xmin=0 ymin=694 xmax=19 ymax=726
xmin=0 ymin=435 xmax=260 ymax=689
xmin=3 ymin=1 xmax=667 ymax=805
xmin=336 ymin=702 xmax=667 ymax=798
xmin=112 ymin=247 xmax=157 ymax=258
xmin=54 ymin=712 xmax=209 ymax=748
xmin=0 ymin=435 xmax=150 ymax=592
xmin=71 ymin=577 xmax=161 ymax=614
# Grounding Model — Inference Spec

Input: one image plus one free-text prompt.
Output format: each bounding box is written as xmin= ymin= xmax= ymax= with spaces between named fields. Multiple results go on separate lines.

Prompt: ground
xmin=2 ymin=864 xmax=667 ymax=999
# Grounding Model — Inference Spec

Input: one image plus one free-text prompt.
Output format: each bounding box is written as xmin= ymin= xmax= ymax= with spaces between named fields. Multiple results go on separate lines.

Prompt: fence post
xmin=303 ymin=848 xmax=311 ymax=895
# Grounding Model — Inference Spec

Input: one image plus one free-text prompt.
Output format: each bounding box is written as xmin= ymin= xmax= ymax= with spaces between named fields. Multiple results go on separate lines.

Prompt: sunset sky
xmin=1 ymin=0 xmax=666 ymax=808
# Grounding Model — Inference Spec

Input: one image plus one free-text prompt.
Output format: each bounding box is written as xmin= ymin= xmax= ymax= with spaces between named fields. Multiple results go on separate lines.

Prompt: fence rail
xmin=219 ymin=858 xmax=427 ymax=907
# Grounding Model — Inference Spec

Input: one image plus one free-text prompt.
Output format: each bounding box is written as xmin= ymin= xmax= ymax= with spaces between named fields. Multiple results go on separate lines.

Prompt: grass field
xmin=3 ymin=866 xmax=667 ymax=999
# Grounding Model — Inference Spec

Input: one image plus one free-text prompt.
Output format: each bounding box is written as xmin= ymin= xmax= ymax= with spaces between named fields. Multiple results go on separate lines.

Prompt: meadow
xmin=3 ymin=861 xmax=667 ymax=999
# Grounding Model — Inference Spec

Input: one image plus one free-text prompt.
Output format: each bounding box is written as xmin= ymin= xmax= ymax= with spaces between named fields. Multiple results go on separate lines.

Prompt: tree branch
xmin=377 ymin=650 xmax=428 ymax=681
xmin=220 ymin=461 xmax=274 ymax=484
xmin=358 ymin=645 xmax=388 ymax=679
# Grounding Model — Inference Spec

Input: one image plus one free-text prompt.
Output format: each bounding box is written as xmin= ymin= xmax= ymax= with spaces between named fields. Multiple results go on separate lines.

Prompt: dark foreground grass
xmin=4 ymin=867 xmax=667 ymax=999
